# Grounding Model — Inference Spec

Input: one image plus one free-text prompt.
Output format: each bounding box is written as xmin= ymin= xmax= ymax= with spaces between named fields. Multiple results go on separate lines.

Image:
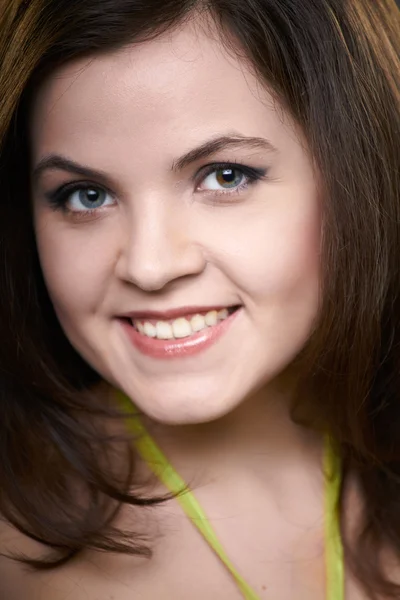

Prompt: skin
xmin=31 ymin=25 xmax=321 ymax=427
xmin=0 ymin=18 xmax=367 ymax=600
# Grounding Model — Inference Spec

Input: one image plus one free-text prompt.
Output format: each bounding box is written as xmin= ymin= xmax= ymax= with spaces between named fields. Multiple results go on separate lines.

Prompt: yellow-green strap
xmin=324 ymin=434 xmax=345 ymax=600
xmin=118 ymin=391 xmax=344 ymax=600
xmin=118 ymin=391 xmax=261 ymax=599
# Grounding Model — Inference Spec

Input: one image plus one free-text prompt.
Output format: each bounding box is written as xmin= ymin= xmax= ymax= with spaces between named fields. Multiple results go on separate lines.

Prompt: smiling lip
xmin=122 ymin=305 xmax=236 ymax=321
xmin=119 ymin=307 xmax=240 ymax=359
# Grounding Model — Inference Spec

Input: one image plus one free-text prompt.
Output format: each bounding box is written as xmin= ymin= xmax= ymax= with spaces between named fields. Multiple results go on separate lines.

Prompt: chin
xmin=123 ymin=387 xmax=241 ymax=426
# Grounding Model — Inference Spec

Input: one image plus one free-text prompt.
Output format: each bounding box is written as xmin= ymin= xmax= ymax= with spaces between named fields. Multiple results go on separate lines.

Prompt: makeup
xmin=119 ymin=307 xmax=241 ymax=359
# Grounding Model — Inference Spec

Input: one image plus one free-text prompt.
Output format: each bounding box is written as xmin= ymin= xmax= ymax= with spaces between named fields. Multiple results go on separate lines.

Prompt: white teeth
xmin=132 ymin=307 xmax=234 ymax=340
xmin=191 ymin=314 xmax=206 ymax=332
xmin=204 ymin=310 xmax=218 ymax=326
xmin=156 ymin=321 xmax=173 ymax=339
xmin=143 ymin=322 xmax=156 ymax=338
xmin=172 ymin=317 xmax=192 ymax=338
xmin=217 ymin=308 xmax=229 ymax=320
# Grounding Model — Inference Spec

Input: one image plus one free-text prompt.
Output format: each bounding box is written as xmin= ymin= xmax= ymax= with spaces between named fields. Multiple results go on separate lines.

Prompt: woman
xmin=0 ymin=0 xmax=399 ymax=598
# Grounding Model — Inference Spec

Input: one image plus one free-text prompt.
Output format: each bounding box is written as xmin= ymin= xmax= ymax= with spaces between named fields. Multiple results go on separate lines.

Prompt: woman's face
xmin=31 ymin=21 xmax=321 ymax=424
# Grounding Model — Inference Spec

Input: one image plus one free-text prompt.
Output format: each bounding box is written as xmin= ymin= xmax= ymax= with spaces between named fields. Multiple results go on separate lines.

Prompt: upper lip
xmin=121 ymin=305 xmax=238 ymax=321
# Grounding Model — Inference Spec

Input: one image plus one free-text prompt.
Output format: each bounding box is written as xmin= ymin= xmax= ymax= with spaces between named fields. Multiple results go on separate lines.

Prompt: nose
xmin=115 ymin=203 xmax=206 ymax=291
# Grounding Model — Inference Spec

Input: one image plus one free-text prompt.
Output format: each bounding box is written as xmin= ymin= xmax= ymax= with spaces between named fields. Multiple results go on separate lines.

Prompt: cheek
xmin=33 ymin=212 xmax=117 ymax=321
xmin=221 ymin=195 xmax=322 ymax=363
xmin=262 ymin=212 xmax=321 ymax=297
xmin=208 ymin=195 xmax=321 ymax=302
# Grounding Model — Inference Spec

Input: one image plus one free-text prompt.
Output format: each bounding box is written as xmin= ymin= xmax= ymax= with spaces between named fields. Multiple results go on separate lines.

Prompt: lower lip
xmin=120 ymin=309 xmax=240 ymax=359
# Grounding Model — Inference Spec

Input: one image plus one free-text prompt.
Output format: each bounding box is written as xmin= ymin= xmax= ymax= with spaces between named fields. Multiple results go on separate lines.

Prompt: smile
xmin=133 ymin=307 xmax=235 ymax=339
xmin=119 ymin=305 xmax=241 ymax=359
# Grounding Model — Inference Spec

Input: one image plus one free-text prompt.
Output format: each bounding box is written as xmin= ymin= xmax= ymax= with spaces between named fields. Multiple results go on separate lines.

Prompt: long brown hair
xmin=0 ymin=0 xmax=399 ymax=596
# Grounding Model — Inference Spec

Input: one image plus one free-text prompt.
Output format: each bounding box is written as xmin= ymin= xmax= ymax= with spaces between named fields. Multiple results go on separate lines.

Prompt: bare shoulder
xmin=0 ymin=502 xmax=390 ymax=600
xmin=0 ymin=526 xmax=146 ymax=600
xmin=0 ymin=519 xmax=69 ymax=600
xmin=0 ymin=519 xmax=40 ymax=600
xmin=0 ymin=520 xmax=107 ymax=600
xmin=0 ymin=514 xmax=189 ymax=600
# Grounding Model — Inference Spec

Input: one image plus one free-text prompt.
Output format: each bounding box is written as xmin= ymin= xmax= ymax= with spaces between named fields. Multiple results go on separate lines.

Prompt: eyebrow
xmin=32 ymin=156 xmax=115 ymax=188
xmin=32 ymin=134 xmax=277 ymax=184
xmin=171 ymin=134 xmax=278 ymax=171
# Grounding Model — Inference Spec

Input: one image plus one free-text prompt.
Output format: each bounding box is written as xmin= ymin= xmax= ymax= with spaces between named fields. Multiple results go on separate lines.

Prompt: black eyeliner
xmin=44 ymin=181 xmax=109 ymax=210
xmin=43 ymin=161 xmax=268 ymax=211
xmin=195 ymin=161 xmax=268 ymax=182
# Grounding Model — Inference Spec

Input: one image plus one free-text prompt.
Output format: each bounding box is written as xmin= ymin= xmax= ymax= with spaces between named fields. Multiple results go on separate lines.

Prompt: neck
xmin=134 ymin=372 xmax=323 ymax=488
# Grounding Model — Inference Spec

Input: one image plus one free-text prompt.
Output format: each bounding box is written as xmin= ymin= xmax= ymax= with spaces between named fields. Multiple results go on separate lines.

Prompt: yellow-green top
xmin=118 ymin=391 xmax=344 ymax=600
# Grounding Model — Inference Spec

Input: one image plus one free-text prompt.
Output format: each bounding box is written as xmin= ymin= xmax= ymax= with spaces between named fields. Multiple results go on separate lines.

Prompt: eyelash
xmin=198 ymin=162 xmax=267 ymax=197
xmin=45 ymin=162 xmax=268 ymax=215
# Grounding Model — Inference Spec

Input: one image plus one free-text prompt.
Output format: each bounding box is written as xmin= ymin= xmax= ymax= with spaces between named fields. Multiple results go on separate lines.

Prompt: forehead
xmin=30 ymin=20 xmax=297 ymax=166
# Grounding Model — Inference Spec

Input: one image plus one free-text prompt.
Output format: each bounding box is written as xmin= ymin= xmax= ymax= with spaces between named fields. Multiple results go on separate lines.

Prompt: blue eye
xmin=47 ymin=183 xmax=116 ymax=213
xmin=68 ymin=187 xmax=113 ymax=212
